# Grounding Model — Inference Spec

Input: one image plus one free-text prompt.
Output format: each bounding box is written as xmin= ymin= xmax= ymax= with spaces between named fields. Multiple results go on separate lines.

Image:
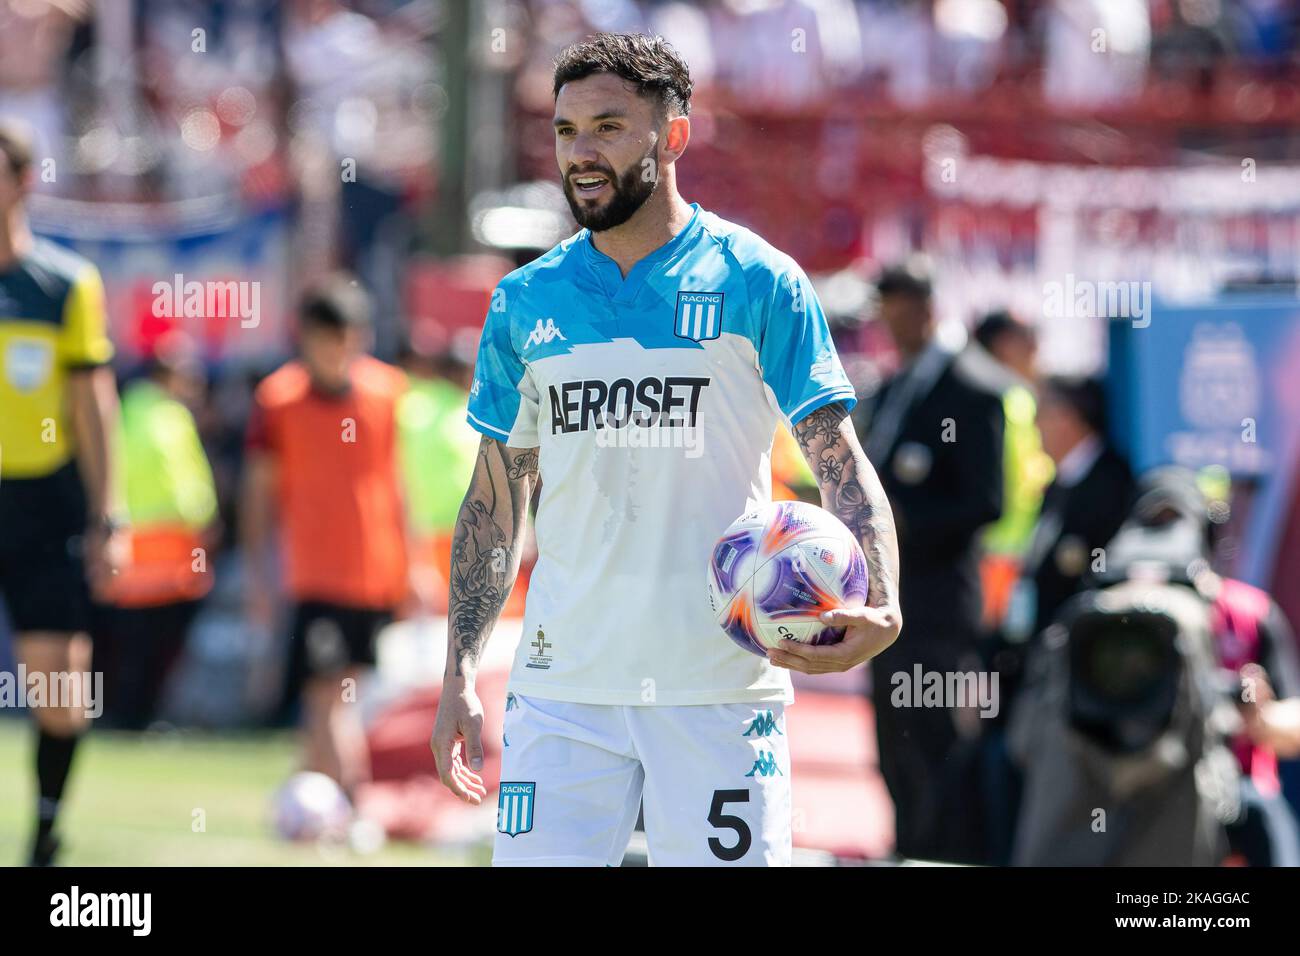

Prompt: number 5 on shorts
xmin=707 ymin=789 xmax=752 ymax=861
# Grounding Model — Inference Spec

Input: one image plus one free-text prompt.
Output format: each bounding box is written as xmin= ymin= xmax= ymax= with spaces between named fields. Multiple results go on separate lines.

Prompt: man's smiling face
xmin=554 ymin=72 xmax=662 ymax=232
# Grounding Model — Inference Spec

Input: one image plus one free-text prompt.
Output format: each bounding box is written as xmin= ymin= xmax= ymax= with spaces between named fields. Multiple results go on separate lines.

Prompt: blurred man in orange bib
xmin=241 ymin=276 xmax=409 ymax=800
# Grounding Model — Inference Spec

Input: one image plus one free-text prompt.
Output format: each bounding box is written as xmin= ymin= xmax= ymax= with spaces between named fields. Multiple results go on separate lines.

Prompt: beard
xmin=562 ymin=144 xmax=659 ymax=232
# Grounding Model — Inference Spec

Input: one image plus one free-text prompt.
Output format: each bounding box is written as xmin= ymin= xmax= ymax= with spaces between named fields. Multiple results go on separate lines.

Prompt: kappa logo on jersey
xmin=497 ymin=781 xmax=536 ymax=836
xmin=743 ymin=710 xmax=784 ymax=738
xmin=745 ymin=751 xmax=784 ymax=777
xmin=810 ymin=349 xmax=839 ymax=379
xmin=525 ymin=318 xmax=567 ymax=348
xmin=675 ymin=291 xmax=724 ymax=342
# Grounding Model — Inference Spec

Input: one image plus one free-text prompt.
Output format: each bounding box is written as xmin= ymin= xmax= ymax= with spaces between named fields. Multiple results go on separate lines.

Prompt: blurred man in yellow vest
xmin=96 ymin=331 xmax=218 ymax=729
xmin=972 ymin=311 xmax=1053 ymax=627
xmin=397 ymin=327 xmax=489 ymax=615
xmin=0 ymin=121 xmax=124 ymax=865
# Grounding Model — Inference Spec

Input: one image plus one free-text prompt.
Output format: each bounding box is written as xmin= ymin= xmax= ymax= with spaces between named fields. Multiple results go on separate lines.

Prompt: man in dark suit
xmin=1010 ymin=376 xmax=1136 ymax=640
xmin=853 ymin=262 xmax=1005 ymax=863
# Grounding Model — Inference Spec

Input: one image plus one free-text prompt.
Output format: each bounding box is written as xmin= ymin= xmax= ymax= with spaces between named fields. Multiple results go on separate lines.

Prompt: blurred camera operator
xmin=1156 ymin=470 xmax=1300 ymax=867
xmin=984 ymin=375 xmax=1134 ymax=863
xmin=1012 ymin=467 xmax=1300 ymax=866
xmin=1009 ymin=468 xmax=1241 ymax=865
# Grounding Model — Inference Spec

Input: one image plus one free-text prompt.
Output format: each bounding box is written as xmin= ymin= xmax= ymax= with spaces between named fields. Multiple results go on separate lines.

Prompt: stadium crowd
xmin=4 ymin=1 xmax=1299 ymax=205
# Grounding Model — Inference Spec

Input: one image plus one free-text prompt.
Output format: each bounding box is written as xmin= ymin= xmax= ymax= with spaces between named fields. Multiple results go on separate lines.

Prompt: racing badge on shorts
xmin=675 ymin=291 xmax=724 ymax=342
xmin=497 ymin=781 xmax=536 ymax=837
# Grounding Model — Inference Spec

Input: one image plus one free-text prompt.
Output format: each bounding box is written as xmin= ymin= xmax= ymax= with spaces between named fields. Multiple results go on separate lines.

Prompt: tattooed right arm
xmin=446 ymin=435 xmax=538 ymax=680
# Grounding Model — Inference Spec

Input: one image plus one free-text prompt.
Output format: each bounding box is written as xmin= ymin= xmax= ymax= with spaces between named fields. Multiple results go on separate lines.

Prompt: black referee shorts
xmin=0 ymin=462 xmax=91 ymax=635
xmin=288 ymin=600 xmax=392 ymax=689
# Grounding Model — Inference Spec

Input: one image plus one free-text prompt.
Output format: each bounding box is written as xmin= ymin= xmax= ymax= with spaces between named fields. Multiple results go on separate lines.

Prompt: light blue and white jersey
xmin=468 ymin=204 xmax=856 ymax=705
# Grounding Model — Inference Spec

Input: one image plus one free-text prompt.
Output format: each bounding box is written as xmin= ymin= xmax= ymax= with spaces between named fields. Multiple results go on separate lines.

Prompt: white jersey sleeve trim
xmin=466 ymin=410 xmax=512 ymax=441
xmin=785 ymin=385 xmax=859 ymax=427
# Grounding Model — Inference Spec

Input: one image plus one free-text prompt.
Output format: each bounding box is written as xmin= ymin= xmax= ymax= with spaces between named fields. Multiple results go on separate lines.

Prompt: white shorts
xmin=493 ymin=692 xmax=792 ymax=866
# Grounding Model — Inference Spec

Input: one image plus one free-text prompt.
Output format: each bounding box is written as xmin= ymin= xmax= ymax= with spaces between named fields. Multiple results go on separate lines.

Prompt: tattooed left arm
xmin=774 ymin=402 xmax=902 ymax=674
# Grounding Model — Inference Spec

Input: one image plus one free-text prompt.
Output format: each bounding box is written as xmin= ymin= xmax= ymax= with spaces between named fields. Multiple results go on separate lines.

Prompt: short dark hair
xmin=1042 ymin=375 xmax=1107 ymax=435
xmin=299 ymin=275 xmax=371 ymax=333
xmin=553 ymin=33 xmax=693 ymax=118
xmin=973 ymin=309 xmax=1034 ymax=351
xmin=875 ymin=260 xmax=932 ymax=301
xmin=0 ymin=120 xmax=34 ymax=178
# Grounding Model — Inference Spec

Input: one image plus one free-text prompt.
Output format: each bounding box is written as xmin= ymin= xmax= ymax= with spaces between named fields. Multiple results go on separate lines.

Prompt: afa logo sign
xmin=498 ymin=781 xmax=536 ymax=837
xmin=1179 ymin=323 xmax=1258 ymax=429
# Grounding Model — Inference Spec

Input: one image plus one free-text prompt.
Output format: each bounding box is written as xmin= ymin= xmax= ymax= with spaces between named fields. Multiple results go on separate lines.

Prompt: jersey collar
xmin=582 ymin=203 xmax=704 ymax=303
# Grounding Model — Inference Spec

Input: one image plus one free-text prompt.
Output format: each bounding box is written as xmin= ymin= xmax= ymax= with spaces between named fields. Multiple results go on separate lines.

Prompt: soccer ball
xmin=272 ymin=771 xmax=353 ymax=842
xmin=707 ymin=500 xmax=869 ymax=656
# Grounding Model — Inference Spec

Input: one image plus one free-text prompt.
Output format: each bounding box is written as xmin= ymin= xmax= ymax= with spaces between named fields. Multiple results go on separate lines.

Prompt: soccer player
xmin=429 ymin=34 xmax=902 ymax=866
xmin=0 ymin=121 xmax=124 ymax=865
xmin=241 ymin=277 xmax=409 ymax=800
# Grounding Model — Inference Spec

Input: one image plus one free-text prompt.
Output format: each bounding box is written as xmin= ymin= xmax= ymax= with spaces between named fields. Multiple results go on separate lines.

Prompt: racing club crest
xmin=675 ymin=291 xmax=724 ymax=342
xmin=497 ymin=781 xmax=536 ymax=837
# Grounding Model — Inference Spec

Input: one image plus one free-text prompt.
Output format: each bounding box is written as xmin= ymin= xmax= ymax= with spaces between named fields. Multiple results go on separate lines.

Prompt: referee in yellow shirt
xmin=0 ymin=122 xmax=125 ymax=866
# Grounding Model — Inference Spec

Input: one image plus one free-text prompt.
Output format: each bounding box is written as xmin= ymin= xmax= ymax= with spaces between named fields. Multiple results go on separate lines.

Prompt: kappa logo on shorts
xmin=503 ymin=692 xmax=517 ymax=748
xmin=745 ymin=752 xmax=783 ymax=778
xmin=674 ymin=291 xmax=724 ymax=342
xmin=743 ymin=710 xmax=783 ymax=738
xmin=498 ymin=781 xmax=536 ymax=837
